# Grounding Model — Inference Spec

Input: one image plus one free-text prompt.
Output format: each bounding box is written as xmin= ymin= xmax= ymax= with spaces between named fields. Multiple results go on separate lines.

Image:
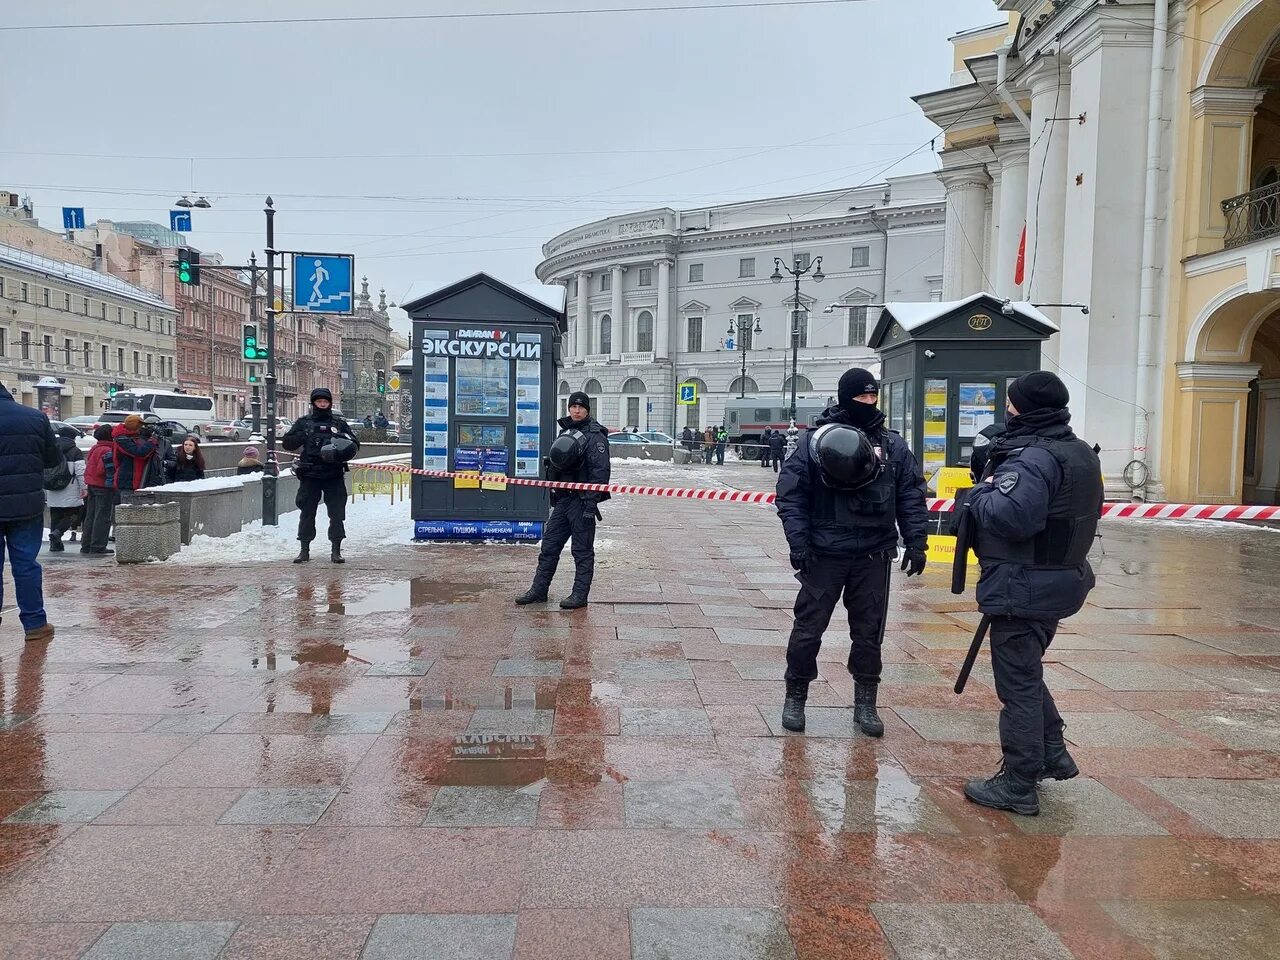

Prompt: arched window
xmin=620 ymin=377 xmax=647 ymax=394
xmin=619 ymin=377 xmax=647 ymax=431
xmin=559 ymin=380 xmax=571 ymax=414
xmin=682 ymin=377 xmax=708 ymax=430
xmin=636 ymin=311 xmax=654 ymax=352
xmin=600 ymin=315 xmax=612 ymax=355
xmin=729 ymin=376 xmax=758 ymax=395
xmin=783 ymin=374 xmax=814 ymax=393
xmin=558 ymin=380 xmax=571 ymax=395
xmin=583 ymin=378 xmax=603 ymax=394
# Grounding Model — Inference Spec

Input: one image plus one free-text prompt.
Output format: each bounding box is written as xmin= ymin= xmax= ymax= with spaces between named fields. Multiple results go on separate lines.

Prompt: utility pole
xmin=248 ymin=252 xmax=262 ymax=437
xmin=263 ymin=197 xmax=279 ymax=525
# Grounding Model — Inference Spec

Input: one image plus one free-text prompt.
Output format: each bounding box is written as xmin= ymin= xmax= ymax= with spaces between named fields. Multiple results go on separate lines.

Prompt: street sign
xmin=169 ymin=210 xmax=192 ymax=232
xmin=646 ymin=402 xmax=653 ymax=413
xmin=61 ymin=207 xmax=84 ymax=230
xmin=725 ymin=337 xmax=735 ymax=351
xmin=290 ymin=253 xmax=355 ymax=314
xmin=677 ymin=382 xmax=698 ymax=405
xmin=388 ymin=374 xmax=401 ymax=391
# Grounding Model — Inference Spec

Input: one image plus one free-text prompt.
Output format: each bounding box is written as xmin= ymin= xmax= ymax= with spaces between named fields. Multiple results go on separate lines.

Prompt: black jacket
xmin=168 ymin=456 xmax=204 ymax=483
xmin=967 ymin=408 xmax=1101 ymax=621
xmin=776 ymin=404 xmax=929 ymax=557
xmin=768 ymin=431 xmax=786 ymax=456
xmin=0 ymin=385 xmax=63 ymax=522
xmin=549 ymin=415 xmax=610 ymax=505
xmin=282 ymin=409 xmax=360 ymax=480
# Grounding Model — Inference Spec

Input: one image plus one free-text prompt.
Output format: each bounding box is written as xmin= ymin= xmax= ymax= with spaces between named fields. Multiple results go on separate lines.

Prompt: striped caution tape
xmin=358 ymin=462 xmax=1280 ymax=521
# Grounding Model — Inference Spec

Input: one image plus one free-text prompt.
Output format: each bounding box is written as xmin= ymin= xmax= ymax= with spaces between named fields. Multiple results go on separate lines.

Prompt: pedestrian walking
xmin=769 ymin=428 xmax=786 ymax=473
xmin=363 ymin=414 xmax=374 ymax=429
xmin=46 ymin=426 xmax=87 ymax=552
xmin=715 ymin=425 xmax=728 ymax=465
xmin=760 ymin=428 xmax=773 ymax=469
xmin=959 ymin=372 xmax=1102 ymax=816
xmin=681 ymin=426 xmax=695 ymax=459
xmin=703 ymin=426 xmax=715 ymax=464
xmin=81 ymin=424 xmax=117 ymax=556
xmin=112 ymin=415 xmax=158 ymax=494
xmin=168 ymin=435 xmax=205 ymax=483
xmin=775 ymin=367 xmax=929 ymax=736
xmin=515 ymin=391 xmax=610 ymax=610
xmin=0 ymin=382 xmax=63 ymax=641
xmin=282 ymin=387 xmax=360 ymax=564
xmin=237 ymin=445 xmax=265 ymax=475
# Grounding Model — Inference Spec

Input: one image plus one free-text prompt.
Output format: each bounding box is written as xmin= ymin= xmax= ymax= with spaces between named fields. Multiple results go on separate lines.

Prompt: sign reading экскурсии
xmin=420 ymin=328 xmax=542 ymax=360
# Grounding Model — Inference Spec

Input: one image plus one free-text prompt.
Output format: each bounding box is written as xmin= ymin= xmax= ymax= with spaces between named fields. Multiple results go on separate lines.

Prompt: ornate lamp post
xmin=727 ymin=314 xmax=763 ymax=398
xmin=771 ymin=254 xmax=824 ymax=456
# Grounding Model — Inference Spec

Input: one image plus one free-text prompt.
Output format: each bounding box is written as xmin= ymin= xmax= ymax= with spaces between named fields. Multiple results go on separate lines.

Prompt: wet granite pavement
xmin=1 ymin=460 xmax=1279 ymax=958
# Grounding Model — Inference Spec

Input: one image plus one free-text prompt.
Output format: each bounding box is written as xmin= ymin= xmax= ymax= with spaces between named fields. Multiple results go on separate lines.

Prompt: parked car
xmin=51 ymin=421 xmax=95 ymax=453
xmin=607 ymin=431 xmax=673 ymax=460
xmin=65 ymin=414 xmax=105 ymax=434
xmin=204 ymin=419 xmax=253 ymax=442
xmin=384 ymin=420 xmax=401 ymax=442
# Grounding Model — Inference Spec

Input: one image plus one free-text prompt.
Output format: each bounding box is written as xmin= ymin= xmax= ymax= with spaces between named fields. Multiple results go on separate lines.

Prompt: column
xmin=1025 ymin=57 xmax=1070 ymax=365
xmin=655 ymin=258 xmax=671 ymax=359
xmin=937 ymin=159 xmax=990 ymax=299
xmin=575 ymin=271 xmax=589 ymax=363
xmin=610 ymin=265 xmax=624 ymax=362
xmin=992 ymin=121 xmax=1031 ymax=299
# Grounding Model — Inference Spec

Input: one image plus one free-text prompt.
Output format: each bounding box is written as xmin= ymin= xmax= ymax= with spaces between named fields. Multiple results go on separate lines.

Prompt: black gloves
xmin=901 ymin=548 xmax=927 ymax=577
xmin=789 ymin=548 xmax=810 ymax=574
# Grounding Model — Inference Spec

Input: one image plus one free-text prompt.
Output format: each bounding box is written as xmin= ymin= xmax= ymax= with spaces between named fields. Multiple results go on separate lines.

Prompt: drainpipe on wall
xmin=1132 ymin=0 xmax=1169 ymax=502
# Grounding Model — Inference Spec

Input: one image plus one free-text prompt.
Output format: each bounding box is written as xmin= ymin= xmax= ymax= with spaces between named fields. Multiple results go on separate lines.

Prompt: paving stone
xmin=81 ymin=921 xmax=238 ymax=960
xmin=361 ymin=914 xmax=518 ymax=960
xmin=871 ymin=903 xmax=1072 ymax=960
xmin=310 ymin=713 xmax=394 ymax=734
xmin=466 ymin=709 xmax=555 ymax=736
xmin=712 ymin=628 xmax=786 ymax=646
xmin=1013 ymin=779 xmax=1168 ymax=837
xmin=1063 ymin=662 xmax=1217 ymax=691
xmin=494 ymin=659 xmax=564 ymax=678
xmin=807 ymin=777 xmax=959 ymax=834
xmin=896 ymin=708 xmax=1003 ymax=744
xmin=760 ymin=706 xmax=865 ymax=738
xmin=1144 ymin=779 xmax=1280 ymax=838
xmin=3 ymin=791 xmax=126 ymax=824
xmin=1101 ymin=900 xmax=1280 ymax=960
xmin=630 ymin=907 xmax=795 ymax=960
xmin=218 ymin=788 xmax=339 ymax=825
xmin=616 ymin=659 xmax=694 ymax=681
xmin=1161 ymin=707 xmax=1280 ymax=750
xmin=424 ymin=786 xmax=539 ymax=827
xmin=624 ymin=781 xmax=746 ymax=829
xmin=1174 ymin=662 xmax=1280 ymax=694
xmin=620 ymin=707 xmax=711 ymax=737
xmin=364 ymin=659 xmax=434 ymax=677
xmin=147 ymin=714 xmax=228 ymax=734
xmin=1060 ymin=712 xmax=1194 ymax=747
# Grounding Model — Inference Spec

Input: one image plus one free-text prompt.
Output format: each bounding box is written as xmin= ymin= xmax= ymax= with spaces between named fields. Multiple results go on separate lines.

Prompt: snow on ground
xmin=609 ymin=458 xmax=756 ymax=490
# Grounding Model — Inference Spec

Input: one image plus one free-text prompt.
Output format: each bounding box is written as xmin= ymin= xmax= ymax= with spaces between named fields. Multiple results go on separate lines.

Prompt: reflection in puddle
xmin=318 ymin=578 xmax=482 ymax=616
xmin=293 ymin=642 xmax=351 ymax=665
xmin=442 ymin=734 xmax=547 ymax=787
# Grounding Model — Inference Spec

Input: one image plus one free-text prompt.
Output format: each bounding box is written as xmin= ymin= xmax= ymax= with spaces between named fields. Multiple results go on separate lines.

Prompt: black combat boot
xmin=559 ymin=592 xmax=589 ymax=610
xmin=782 ymin=680 xmax=808 ymax=732
xmin=514 ymin=587 xmax=549 ymax=605
xmin=1040 ymin=731 xmax=1080 ymax=782
xmin=964 ymin=764 xmax=1040 ymax=816
xmin=293 ymin=542 xmax=311 ymax=564
xmin=330 ymin=541 xmax=345 ymax=564
xmin=49 ymin=533 xmax=64 ymax=553
xmin=853 ymin=682 xmax=884 ymax=738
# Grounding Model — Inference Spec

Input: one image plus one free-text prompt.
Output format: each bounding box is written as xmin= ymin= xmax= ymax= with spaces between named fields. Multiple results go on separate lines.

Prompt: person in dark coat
xmin=681 ymin=426 xmax=696 ymax=458
xmin=515 ymin=391 xmax=610 ymax=610
xmin=237 ymin=445 xmax=265 ymax=475
xmin=142 ymin=423 xmax=176 ymax=488
xmin=282 ymin=387 xmax=360 ymax=563
xmin=81 ymin=424 xmax=117 ymax=555
xmin=112 ymin=415 xmax=158 ymax=493
xmin=46 ymin=425 xmax=88 ymax=551
xmin=760 ymin=428 xmax=773 ymax=469
xmin=775 ymin=367 xmax=929 ymax=736
xmin=167 ymin=435 xmax=205 ymax=483
xmin=960 ymin=371 xmax=1103 ymax=816
xmin=768 ymin=428 xmax=786 ymax=473
xmin=715 ymin=425 xmax=728 ymax=465
xmin=0 ymin=383 xmax=63 ymax=641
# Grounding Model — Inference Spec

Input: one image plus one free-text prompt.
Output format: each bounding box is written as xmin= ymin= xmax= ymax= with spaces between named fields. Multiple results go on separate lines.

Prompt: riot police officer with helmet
xmin=776 ymin=368 xmax=930 ymax=735
xmin=960 ymin=371 xmax=1102 ymax=816
xmin=281 ymin=387 xmax=360 ymax=564
xmin=515 ymin=391 xmax=610 ymax=609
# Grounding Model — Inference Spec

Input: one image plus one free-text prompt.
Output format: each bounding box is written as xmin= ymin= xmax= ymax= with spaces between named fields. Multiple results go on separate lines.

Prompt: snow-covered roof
xmin=883 ymin=294 xmax=1058 ymax=332
xmin=0 ymin=241 xmax=172 ymax=311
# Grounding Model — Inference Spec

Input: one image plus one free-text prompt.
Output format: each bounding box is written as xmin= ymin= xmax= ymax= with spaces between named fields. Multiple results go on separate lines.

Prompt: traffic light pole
xmin=263 ymin=197 xmax=279 ymax=526
xmin=248 ymin=253 xmax=262 ymax=438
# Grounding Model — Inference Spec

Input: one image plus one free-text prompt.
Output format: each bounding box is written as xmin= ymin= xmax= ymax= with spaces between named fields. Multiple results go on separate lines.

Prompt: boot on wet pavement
xmin=24 ymin=623 xmax=55 ymax=643
xmin=1040 ymin=734 xmax=1080 ymax=782
xmin=293 ymin=543 xmax=311 ymax=564
xmin=331 ymin=541 xmax=345 ymax=564
xmin=965 ymin=765 xmax=1040 ymax=816
xmin=853 ymin=681 xmax=884 ymax=738
xmin=48 ymin=533 xmax=64 ymax=553
xmin=514 ymin=587 xmax=548 ymax=605
xmin=782 ymin=680 xmax=808 ymax=732
xmin=559 ymin=592 xmax=589 ymax=609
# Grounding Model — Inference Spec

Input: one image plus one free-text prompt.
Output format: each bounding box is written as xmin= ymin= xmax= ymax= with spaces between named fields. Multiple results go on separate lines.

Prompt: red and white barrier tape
xmin=356 ymin=462 xmax=1280 ymax=521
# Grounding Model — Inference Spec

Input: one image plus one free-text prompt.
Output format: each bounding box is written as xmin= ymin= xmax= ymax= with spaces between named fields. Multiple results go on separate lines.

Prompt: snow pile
xmin=143 ymin=475 xmax=259 ymax=494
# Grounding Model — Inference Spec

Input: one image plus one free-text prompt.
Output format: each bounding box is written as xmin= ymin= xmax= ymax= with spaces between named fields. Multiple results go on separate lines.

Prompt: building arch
xmin=783 ymin=374 xmax=814 ymax=393
xmin=619 ymin=377 xmax=647 ymax=431
xmin=680 ymin=376 xmax=708 ymax=430
xmin=729 ymin=376 xmax=758 ymax=394
xmin=583 ymin=378 xmax=603 ymax=394
xmin=1197 ymin=1 xmax=1280 ymax=87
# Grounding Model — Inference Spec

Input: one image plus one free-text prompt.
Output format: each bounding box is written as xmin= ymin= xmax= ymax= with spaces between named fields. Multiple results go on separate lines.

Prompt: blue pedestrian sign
xmin=678 ymin=382 xmax=698 ymax=405
xmin=61 ymin=207 xmax=84 ymax=230
xmin=169 ymin=210 xmax=192 ymax=232
xmin=291 ymin=253 xmax=355 ymax=314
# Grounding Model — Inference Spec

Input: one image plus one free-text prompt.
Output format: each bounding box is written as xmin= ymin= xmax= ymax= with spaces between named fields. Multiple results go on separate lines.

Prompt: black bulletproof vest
xmin=978 ymin=435 xmax=1102 ymax=568
xmin=811 ymin=436 xmax=897 ymax=535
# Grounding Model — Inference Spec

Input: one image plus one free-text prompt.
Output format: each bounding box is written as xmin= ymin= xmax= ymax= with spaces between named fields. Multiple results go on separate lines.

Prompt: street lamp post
xmin=727 ymin=314 xmax=763 ymax=398
xmin=771 ymin=254 xmax=824 ymax=457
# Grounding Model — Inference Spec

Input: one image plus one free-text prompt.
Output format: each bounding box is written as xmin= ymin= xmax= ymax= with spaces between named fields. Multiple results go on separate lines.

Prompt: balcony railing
xmin=1222 ymin=181 xmax=1280 ymax=248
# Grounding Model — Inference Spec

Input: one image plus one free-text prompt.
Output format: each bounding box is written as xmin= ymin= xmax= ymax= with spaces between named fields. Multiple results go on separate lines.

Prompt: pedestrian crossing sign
xmin=678 ymin=383 xmax=697 ymax=405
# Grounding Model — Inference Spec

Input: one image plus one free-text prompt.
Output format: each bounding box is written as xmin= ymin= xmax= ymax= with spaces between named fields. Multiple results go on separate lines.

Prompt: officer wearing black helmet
xmin=514 ymin=391 xmax=610 ymax=609
xmin=281 ymin=387 xmax=360 ymax=564
xmin=960 ymin=371 xmax=1102 ymax=816
xmin=776 ymin=368 xmax=929 ymax=735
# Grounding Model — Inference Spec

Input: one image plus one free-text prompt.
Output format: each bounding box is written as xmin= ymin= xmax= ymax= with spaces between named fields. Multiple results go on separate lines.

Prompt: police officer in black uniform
xmin=961 ymin=371 xmax=1102 ymax=815
xmin=776 ymin=368 xmax=930 ymax=735
xmin=281 ymin=387 xmax=360 ymax=564
xmin=515 ymin=391 xmax=610 ymax=609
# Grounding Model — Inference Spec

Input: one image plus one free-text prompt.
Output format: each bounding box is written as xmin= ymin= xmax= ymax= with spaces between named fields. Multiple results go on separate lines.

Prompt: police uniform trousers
xmin=784 ymin=551 xmax=891 ymax=685
xmin=989 ymin=616 xmax=1063 ymax=780
xmin=533 ymin=497 xmax=596 ymax=595
xmin=296 ymin=476 xmax=348 ymax=544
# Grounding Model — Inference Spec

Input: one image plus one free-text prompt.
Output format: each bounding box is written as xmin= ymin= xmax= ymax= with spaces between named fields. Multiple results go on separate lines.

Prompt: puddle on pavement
xmin=317 ymin=578 xmax=482 ymax=616
xmin=441 ymin=734 xmax=547 ymax=787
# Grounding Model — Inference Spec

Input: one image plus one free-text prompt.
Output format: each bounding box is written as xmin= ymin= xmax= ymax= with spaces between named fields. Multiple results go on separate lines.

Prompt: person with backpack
xmin=45 ymin=426 xmax=87 ymax=552
xmin=81 ymin=424 xmax=117 ymax=556
xmin=112 ymin=415 xmax=158 ymax=493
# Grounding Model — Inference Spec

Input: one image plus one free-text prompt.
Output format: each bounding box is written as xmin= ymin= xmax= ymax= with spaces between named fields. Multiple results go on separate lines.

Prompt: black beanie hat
xmin=838 ymin=367 xmax=880 ymax=410
xmin=1008 ymin=371 xmax=1070 ymax=414
xmin=567 ymin=391 xmax=590 ymax=410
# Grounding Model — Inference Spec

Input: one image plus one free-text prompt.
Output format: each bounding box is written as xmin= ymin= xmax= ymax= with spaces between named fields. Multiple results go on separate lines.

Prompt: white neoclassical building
xmin=535 ymin=176 xmax=945 ymax=433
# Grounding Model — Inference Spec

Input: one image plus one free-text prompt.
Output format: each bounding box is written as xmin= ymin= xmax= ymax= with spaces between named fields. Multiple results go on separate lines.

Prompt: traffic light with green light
xmin=176 ymin=247 xmax=201 ymax=285
xmin=107 ymin=382 xmax=121 ymax=398
xmin=376 ymin=368 xmax=386 ymax=394
xmin=242 ymin=323 xmax=269 ymax=361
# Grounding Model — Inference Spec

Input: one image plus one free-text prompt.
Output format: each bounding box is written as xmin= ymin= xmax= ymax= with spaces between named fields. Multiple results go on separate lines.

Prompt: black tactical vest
xmin=811 ymin=436 xmax=897 ymax=536
xmin=978 ymin=435 xmax=1102 ymax=568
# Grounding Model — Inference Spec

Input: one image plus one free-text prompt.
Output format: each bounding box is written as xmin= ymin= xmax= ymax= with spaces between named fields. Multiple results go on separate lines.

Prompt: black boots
xmin=559 ymin=592 xmax=589 ymax=610
xmin=48 ymin=533 xmax=64 ymax=553
xmin=1040 ymin=732 xmax=1080 ymax=782
xmin=293 ymin=543 xmax=310 ymax=564
xmin=782 ymin=680 xmax=808 ymax=732
xmin=514 ymin=587 xmax=549 ymax=605
xmin=853 ymin=682 xmax=884 ymax=738
xmin=964 ymin=765 xmax=1040 ymax=816
xmin=331 ymin=542 xmax=345 ymax=564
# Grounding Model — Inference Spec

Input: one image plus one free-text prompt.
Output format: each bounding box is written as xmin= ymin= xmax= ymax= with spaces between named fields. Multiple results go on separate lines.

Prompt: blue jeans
xmin=0 ymin=516 xmax=47 ymax=631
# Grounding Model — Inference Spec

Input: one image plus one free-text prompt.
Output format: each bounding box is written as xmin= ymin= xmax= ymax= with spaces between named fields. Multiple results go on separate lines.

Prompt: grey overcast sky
xmin=1 ymin=0 xmax=997 ymax=331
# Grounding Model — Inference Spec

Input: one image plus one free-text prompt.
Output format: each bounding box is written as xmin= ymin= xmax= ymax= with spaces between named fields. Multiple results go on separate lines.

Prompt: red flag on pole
xmin=1014 ymin=224 xmax=1027 ymax=287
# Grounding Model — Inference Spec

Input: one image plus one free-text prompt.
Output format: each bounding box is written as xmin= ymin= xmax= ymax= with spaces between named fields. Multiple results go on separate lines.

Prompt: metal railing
xmin=1222 ymin=181 xmax=1280 ymax=248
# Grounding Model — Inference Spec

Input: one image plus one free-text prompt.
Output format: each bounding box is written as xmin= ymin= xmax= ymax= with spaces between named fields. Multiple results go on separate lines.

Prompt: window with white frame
xmin=600 ymin=272 xmax=611 ymax=292
xmin=21 ymin=331 xmax=30 ymax=360
xmin=737 ymin=313 xmax=755 ymax=350
xmin=792 ymin=309 xmax=809 ymax=349
xmin=793 ymin=252 xmax=811 ymax=271
xmin=20 ymin=282 xmax=29 ymax=302
xmin=101 ymin=345 xmax=108 ymax=370
xmin=64 ymin=293 xmax=70 ymax=311
xmin=739 ymin=258 xmax=755 ymax=278
xmin=0 ymin=328 xmax=6 ymax=357
xmin=600 ymin=315 xmax=612 ymax=355
xmin=637 ymin=311 xmax=654 ymax=352
xmin=43 ymin=287 xmax=50 ymax=307
xmin=851 ymin=246 xmax=870 ymax=268
xmin=688 ymin=263 xmax=703 ymax=283
xmin=83 ymin=341 xmax=91 ymax=369
xmin=686 ymin=316 xmax=703 ymax=353
xmin=847 ymin=305 xmax=868 ymax=346
xmin=43 ymin=335 xmax=52 ymax=363
xmin=638 ymin=267 xmax=653 ymax=287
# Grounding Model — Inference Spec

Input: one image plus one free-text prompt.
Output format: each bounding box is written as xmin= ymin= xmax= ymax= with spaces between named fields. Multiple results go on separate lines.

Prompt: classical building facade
xmin=536 ymin=176 xmax=945 ymax=432
xmin=918 ymin=0 xmax=1280 ymax=504
xmin=339 ymin=278 xmax=396 ymax=421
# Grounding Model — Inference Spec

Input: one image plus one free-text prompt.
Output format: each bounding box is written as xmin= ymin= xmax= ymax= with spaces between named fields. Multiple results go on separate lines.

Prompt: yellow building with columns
xmin=916 ymin=1 xmax=1280 ymax=505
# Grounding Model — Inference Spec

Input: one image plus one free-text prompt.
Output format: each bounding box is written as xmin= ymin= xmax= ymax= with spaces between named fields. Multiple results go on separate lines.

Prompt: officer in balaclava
xmin=775 ymin=367 xmax=930 ymax=735
xmin=515 ymin=390 xmax=611 ymax=609
xmin=281 ymin=387 xmax=360 ymax=564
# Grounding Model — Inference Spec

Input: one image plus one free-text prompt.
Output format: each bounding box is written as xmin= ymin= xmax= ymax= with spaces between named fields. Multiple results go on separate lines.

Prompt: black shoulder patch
xmin=997 ymin=472 xmax=1020 ymax=495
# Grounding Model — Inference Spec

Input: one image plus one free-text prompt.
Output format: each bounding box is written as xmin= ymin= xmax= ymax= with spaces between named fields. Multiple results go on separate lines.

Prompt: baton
xmin=954 ymin=614 xmax=991 ymax=695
